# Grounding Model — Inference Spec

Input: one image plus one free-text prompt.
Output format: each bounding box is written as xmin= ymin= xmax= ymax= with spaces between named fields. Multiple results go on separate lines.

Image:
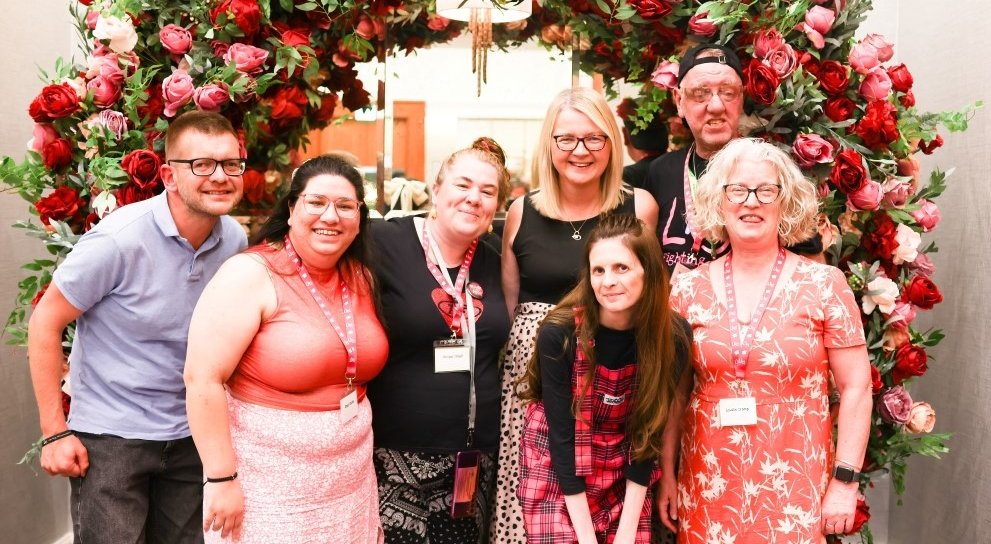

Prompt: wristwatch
xmin=832 ymin=465 xmax=861 ymax=483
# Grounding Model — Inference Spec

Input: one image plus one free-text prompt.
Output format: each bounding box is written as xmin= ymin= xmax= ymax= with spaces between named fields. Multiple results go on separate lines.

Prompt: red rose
xmin=862 ymin=213 xmax=899 ymax=261
xmin=919 ymin=134 xmax=943 ymax=155
xmin=829 ymin=148 xmax=869 ymax=194
xmin=846 ymin=497 xmax=871 ymax=534
xmin=342 ymin=80 xmax=371 ymax=113
xmin=35 ymin=186 xmax=84 ymax=226
xmin=630 ymin=0 xmax=671 ymax=19
xmin=887 ymin=63 xmax=914 ymax=93
xmin=121 ymin=149 xmax=163 ymax=190
xmin=824 ymin=96 xmax=857 ymax=122
xmin=115 ymin=182 xmax=156 ymax=207
xmin=688 ymin=12 xmax=718 ymax=37
xmin=855 ymin=100 xmax=900 ymax=150
xmin=899 ymin=90 xmax=916 ymax=109
xmin=744 ymin=59 xmax=780 ymax=106
xmin=891 ymin=344 xmax=928 ymax=385
xmin=29 ymin=95 xmax=52 ymax=123
xmin=241 ymin=168 xmax=266 ymax=205
xmin=36 ymin=83 xmax=81 ymax=119
xmin=312 ymin=93 xmax=338 ymax=126
xmin=904 ymin=274 xmax=943 ymax=309
xmin=42 ymin=138 xmax=73 ymax=171
xmin=137 ymin=83 xmax=165 ymax=123
xmin=210 ymin=0 xmax=262 ymax=38
xmin=869 ymin=365 xmax=883 ymax=395
xmin=31 ymin=282 xmax=50 ymax=308
xmin=268 ymin=85 xmax=309 ymax=125
xmin=816 ymin=60 xmax=850 ymax=95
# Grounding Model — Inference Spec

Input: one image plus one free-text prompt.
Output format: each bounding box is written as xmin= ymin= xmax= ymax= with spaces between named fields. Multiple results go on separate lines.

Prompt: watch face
xmin=833 ymin=465 xmax=857 ymax=482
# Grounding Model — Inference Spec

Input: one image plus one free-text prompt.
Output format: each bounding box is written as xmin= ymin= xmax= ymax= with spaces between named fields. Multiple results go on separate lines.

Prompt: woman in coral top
xmin=185 ymin=155 xmax=388 ymax=543
xmin=660 ymin=139 xmax=872 ymax=543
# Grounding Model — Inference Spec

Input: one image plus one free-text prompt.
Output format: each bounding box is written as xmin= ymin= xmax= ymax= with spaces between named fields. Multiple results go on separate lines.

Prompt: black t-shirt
xmin=368 ymin=216 xmax=510 ymax=454
xmin=622 ymin=156 xmax=655 ymax=189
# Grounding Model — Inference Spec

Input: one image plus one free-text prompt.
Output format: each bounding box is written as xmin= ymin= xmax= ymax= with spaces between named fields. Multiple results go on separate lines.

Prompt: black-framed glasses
xmin=298 ymin=194 xmax=363 ymax=218
xmin=682 ymin=85 xmax=744 ymax=104
xmin=723 ymin=184 xmax=782 ymax=204
xmin=552 ymin=134 xmax=609 ymax=152
xmin=167 ymin=158 xmax=246 ymax=176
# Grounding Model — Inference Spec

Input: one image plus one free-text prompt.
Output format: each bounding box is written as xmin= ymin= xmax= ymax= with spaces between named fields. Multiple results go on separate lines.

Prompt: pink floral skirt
xmin=205 ymin=394 xmax=383 ymax=544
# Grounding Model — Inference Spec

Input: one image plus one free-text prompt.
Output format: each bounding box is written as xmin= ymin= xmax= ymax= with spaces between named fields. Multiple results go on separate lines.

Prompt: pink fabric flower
xmin=801 ymin=6 xmax=835 ymax=49
xmin=863 ymin=33 xmax=895 ymax=62
xmin=28 ymin=124 xmax=58 ymax=154
xmin=86 ymin=55 xmax=125 ymax=85
xmin=160 ymin=24 xmax=193 ymax=56
xmin=193 ymin=83 xmax=230 ymax=112
xmin=162 ymin=69 xmax=195 ymax=117
xmin=93 ymin=14 xmax=138 ymax=54
xmin=87 ymin=75 xmax=123 ymax=108
xmin=224 ymin=43 xmax=269 ymax=74
xmin=892 ymin=223 xmax=920 ymax=264
xmin=651 ymin=60 xmax=679 ymax=90
xmin=763 ymin=43 xmax=798 ymax=79
xmin=859 ymin=69 xmax=892 ymax=101
xmin=847 ymin=179 xmax=884 ymax=211
xmin=911 ymin=199 xmax=941 ymax=231
xmin=887 ymin=301 xmax=916 ymax=330
xmin=753 ymin=28 xmax=785 ymax=59
xmin=881 ymin=178 xmax=913 ymax=209
xmin=791 ymin=133 xmax=834 ymax=169
xmin=99 ymin=109 xmax=128 ymax=140
xmin=879 ymin=386 xmax=913 ymax=424
xmin=849 ymin=41 xmax=881 ymax=74
xmin=688 ymin=12 xmax=718 ymax=37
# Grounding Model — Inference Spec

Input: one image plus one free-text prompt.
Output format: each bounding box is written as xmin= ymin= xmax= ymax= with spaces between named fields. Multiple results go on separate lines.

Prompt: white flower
xmin=93 ymin=15 xmax=138 ymax=53
xmin=892 ymin=223 xmax=921 ymax=264
xmin=862 ymin=276 xmax=899 ymax=314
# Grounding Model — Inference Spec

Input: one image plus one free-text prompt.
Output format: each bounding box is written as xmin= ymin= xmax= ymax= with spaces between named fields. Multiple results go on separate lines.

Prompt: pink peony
xmin=162 ymin=69 xmax=195 ymax=117
xmin=849 ymin=41 xmax=881 ymax=74
xmin=99 ymin=109 xmax=128 ymax=140
xmin=879 ymin=386 xmax=913 ymax=424
xmin=224 ymin=43 xmax=269 ymax=74
xmin=908 ymin=252 xmax=936 ymax=276
xmin=905 ymin=402 xmax=936 ymax=433
xmin=847 ymin=179 xmax=884 ymax=211
xmin=911 ymin=199 xmax=941 ymax=231
xmin=859 ymin=69 xmax=892 ymax=101
xmin=791 ymin=133 xmax=834 ymax=168
xmin=651 ymin=60 xmax=679 ymax=90
xmin=801 ymin=6 xmax=835 ymax=49
xmin=193 ymin=83 xmax=230 ymax=112
xmin=887 ymin=300 xmax=916 ymax=329
xmin=763 ymin=43 xmax=798 ymax=79
xmin=881 ymin=178 xmax=913 ymax=208
xmin=87 ymin=75 xmax=123 ymax=108
xmin=753 ymin=28 xmax=785 ymax=59
xmin=86 ymin=54 xmax=125 ymax=85
xmin=863 ymin=33 xmax=895 ymax=63
xmin=160 ymin=24 xmax=193 ymax=56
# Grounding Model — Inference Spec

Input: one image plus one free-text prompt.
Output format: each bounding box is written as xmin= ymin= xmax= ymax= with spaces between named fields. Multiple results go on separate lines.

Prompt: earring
xmin=429 ymin=208 xmax=437 ymax=219
xmin=487 ymin=224 xmax=494 ymax=234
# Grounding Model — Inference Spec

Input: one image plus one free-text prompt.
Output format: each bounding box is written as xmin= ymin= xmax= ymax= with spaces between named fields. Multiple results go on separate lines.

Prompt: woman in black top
xmin=368 ymin=138 xmax=512 ymax=544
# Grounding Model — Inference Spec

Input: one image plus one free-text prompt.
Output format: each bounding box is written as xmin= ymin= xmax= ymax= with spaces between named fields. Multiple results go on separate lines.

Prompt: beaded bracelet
xmin=41 ymin=430 xmax=74 ymax=447
xmin=203 ymin=471 xmax=238 ymax=486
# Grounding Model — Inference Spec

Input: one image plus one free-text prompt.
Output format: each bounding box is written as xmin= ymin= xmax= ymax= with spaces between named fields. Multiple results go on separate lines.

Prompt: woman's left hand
xmin=820 ymin=479 xmax=859 ymax=535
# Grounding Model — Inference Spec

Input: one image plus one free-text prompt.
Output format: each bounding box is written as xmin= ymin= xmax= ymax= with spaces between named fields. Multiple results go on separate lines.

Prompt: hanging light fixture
xmin=436 ymin=0 xmax=533 ymax=96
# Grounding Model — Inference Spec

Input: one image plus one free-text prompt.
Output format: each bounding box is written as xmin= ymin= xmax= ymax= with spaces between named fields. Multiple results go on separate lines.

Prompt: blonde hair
xmin=693 ymin=138 xmax=819 ymax=245
xmin=530 ymin=88 xmax=630 ymax=219
xmin=435 ymin=137 xmax=512 ymax=208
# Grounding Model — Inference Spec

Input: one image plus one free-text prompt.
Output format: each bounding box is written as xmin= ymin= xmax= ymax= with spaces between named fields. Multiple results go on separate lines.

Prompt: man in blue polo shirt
xmin=28 ymin=110 xmax=248 ymax=543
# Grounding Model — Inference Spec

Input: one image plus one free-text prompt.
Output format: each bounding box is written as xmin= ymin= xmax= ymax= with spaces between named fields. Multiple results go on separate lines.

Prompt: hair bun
xmin=471 ymin=137 xmax=507 ymax=167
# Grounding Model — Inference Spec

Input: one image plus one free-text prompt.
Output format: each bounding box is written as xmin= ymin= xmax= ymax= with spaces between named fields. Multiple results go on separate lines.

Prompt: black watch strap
xmin=832 ymin=465 xmax=860 ymax=483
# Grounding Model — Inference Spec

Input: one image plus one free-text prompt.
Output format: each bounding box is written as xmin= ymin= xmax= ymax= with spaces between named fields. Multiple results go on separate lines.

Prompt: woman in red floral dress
xmin=658 ymin=139 xmax=873 ymax=544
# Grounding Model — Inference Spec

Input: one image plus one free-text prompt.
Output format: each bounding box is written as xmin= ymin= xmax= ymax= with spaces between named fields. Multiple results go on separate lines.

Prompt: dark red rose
xmin=816 ymin=60 xmax=850 ymax=95
xmin=799 ymin=53 xmax=821 ymax=78
xmin=904 ymin=274 xmax=943 ymax=309
xmin=42 ymin=138 xmax=73 ymax=171
xmin=744 ymin=59 xmax=780 ymax=106
xmin=616 ymin=98 xmax=636 ymax=121
xmin=829 ymin=148 xmax=869 ymax=194
xmin=210 ymin=40 xmax=231 ymax=58
xmin=824 ymin=96 xmax=857 ymax=122
xmin=887 ymin=63 xmax=914 ymax=93
xmin=84 ymin=212 xmax=100 ymax=231
xmin=863 ymin=213 xmax=899 ymax=261
xmin=899 ymin=90 xmax=916 ymax=109
xmin=36 ymin=83 xmax=81 ymax=119
xmin=268 ymin=85 xmax=309 ymax=124
xmin=241 ymin=168 xmax=266 ymax=205
xmin=630 ymin=0 xmax=671 ymax=19
xmin=31 ymin=282 xmax=50 ymax=308
xmin=919 ymin=134 xmax=943 ymax=155
xmin=121 ymin=149 xmax=162 ymax=190
xmin=137 ymin=83 xmax=165 ymax=123
xmin=115 ymin=182 xmax=156 ymax=207
xmin=35 ymin=186 xmax=84 ymax=226
xmin=210 ymin=0 xmax=262 ymax=38
xmin=279 ymin=26 xmax=310 ymax=48
xmin=869 ymin=365 xmax=883 ymax=395
xmin=855 ymin=100 xmax=900 ymax=150
xmin=891 ymin=344 xmax=928 ymax=385
xmin=845 ymin=497 xmax=870 ymax=535
xmin=342 ymin=80 xmax=371 ymax=112
xmin=311 ymin=93 xmax=338 ymax=126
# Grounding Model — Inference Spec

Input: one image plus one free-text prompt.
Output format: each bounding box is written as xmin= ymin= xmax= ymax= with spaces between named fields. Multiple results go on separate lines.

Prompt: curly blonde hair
xmin=692 ymin=138 xmax=818 ymax=246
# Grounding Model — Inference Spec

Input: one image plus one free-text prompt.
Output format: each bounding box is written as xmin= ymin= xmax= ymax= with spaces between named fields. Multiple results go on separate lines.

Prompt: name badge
xmin=339 ymin=389 xmax=359 ymax=423
xmin=434 ymin=338 xmax=470 ymax=373
xmin=717 ymin=397 xmax=758 ymax=427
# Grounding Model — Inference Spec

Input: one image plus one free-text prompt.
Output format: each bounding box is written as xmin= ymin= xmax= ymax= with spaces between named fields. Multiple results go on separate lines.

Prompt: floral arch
xmin=0 ymin=0 xmax=979 ymax=539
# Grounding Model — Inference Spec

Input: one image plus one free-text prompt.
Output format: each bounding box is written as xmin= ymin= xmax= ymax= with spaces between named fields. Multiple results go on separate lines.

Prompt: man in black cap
xmin=644 ymin=43 xmax=745 ymax=272
xmin=618 ymin=98 xmax=669 ymax=189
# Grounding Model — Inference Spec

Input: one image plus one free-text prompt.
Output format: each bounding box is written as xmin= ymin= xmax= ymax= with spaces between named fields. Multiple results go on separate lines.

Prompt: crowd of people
xmin=28 ymin=43 xmax=871 ymax=544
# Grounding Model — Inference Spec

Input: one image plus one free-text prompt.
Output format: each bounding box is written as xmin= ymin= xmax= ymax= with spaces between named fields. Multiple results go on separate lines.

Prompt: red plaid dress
xmin=518 ymin=331 xmax=659 ymax=543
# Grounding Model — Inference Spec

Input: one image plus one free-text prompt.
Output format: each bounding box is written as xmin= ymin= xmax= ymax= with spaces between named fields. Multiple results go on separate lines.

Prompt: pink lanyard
xmin=420 ymin=222 xmax=477 ymax=337
xmin=682 ymin=144 xmax=703 ymax=252
xmin=284 ymin=235 xmax=359 ymax=388
xmin=724 ymin=247 xmax=787 ymax=380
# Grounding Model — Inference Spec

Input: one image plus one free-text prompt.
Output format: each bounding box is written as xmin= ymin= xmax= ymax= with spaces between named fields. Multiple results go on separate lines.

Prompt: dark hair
xmin=519 ymin=214 xmax=690 ymax=462
xmin=435 ymin=137 xmax=512 ymax=207
xmin=252 ymin=155 xmax=371 ymax=288
xmin=164 ymin=111 xmax=239 ymax=159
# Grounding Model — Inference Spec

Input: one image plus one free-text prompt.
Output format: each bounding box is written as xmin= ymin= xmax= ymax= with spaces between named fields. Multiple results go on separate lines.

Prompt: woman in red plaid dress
xmin=517 ymin=215 xmax=691 ymax=544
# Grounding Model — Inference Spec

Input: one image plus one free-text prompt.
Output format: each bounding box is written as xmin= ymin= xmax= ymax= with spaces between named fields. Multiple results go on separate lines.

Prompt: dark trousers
xmin=70 ymin=433 xmax=204 ymax=544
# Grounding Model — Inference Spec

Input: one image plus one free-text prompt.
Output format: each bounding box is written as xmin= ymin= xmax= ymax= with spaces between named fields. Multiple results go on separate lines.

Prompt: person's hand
xmin=40 ymin=435 xmax=89 ymax=478
xmin=657 ymin=474 xmax=679 ymax=533
xmin=821 ymin=480 xmax=859 ymax=535
xmin=203 ymin=479 xmax=245 ymax=540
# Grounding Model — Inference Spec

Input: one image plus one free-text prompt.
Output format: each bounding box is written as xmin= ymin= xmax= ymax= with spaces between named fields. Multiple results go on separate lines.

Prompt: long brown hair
xmin=518 ymin=214 xmax=690 ymax=462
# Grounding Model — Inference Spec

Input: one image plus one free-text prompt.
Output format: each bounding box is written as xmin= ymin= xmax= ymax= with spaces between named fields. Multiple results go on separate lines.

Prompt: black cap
xmin=677 ymin=43 xmax=744 ymax=85
xmin=623 ymin=116 xmax=668 ymax=154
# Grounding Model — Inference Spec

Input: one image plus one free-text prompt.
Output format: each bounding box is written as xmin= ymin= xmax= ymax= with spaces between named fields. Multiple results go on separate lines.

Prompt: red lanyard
xmin=284 ymin=235 xmax=359 ymax=388
xmin=724 ymin=248 xmax=787 ymax=380
xmin=420 ymin=221 xmax=477 ymax=337
xmin=682 ymin=144 xmax=703 ymax=252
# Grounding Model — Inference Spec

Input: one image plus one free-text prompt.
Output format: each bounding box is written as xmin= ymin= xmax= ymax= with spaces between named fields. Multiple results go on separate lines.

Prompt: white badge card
xmin=434 ymin=338 xmax=471 ymax=373
xmin=339 ymin=389 xmax=359 ymax=423
xmin=718 ymin=397 xmax=758 ymax=427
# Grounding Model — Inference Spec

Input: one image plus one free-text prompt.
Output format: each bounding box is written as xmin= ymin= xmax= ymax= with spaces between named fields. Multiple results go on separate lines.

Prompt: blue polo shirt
xmin=54 ymin=192 xmax=247 ymax=440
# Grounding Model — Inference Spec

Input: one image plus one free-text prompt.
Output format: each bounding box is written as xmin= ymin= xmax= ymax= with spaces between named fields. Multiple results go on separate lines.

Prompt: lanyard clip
xmin=346 ymin=376 xmax=354 ymax=391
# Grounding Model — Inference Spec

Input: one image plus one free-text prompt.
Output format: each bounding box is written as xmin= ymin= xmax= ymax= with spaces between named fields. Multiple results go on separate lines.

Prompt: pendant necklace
xmin=568 ymin=217 xmax=591 ymax=240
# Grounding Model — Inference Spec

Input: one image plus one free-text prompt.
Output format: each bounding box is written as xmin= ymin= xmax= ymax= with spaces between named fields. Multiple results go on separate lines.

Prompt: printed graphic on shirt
xmin=431 ymin=288 xmax=484 ymax=330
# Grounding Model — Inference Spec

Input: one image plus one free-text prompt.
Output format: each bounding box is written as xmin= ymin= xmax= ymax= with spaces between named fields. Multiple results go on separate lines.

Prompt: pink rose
xmin=651 ymin=60 xmax=679 ymax=90
xmin=99 ymin=109 xmax=128 ymax=140
xmin=887 ymin=300 xmax=916 ymax=329
xmin=160 ymin=24 xmax=193 ymax=56
xmin=847 ymin=179 xmax=883 ymax=211
xmin=878 ymin=386 xmax=913 ymax=424
xmin=224 ymin=43 xmax=269 ymax=74
xmin=688 ymin=12 xmax=718 ymax=37
xmin=28 ymin=124 xmax=58 ymax=154
xmin=162 ymin=69 xmax=195 ymax=117
xmin=881 ymin=178 xmax=913 ymax=208
xmin=753 ymin=28 xmax=785 ymax=59
xmin=426 ymin=14 xmax=450 ymax=31
xmin=763 ymin=43 xmax=798 ymax=79
xmin=862 ymin=275 xmax=899 ymax=315
xmin=905 ymin=402 xmax=936 ymax=433
xmin=911 ymin=199 xmax=941 ymax=231
xmin=892 ymin=223 xmax=920 ymax=264
xmin=908 ymin=253 xmax=936 ymax=277
xmin=859 ymin=69 xmax=892 ymax=101
xmin=87 ymin=74 xmax=123 ymax=108
xmin=801 ymin=6 xmax=835 ymax=49
xmin=86 ymin=55 xmax=125 ymax=85
xmin=93 ymin=14 xmax=138 ymax=54
xmin=863 ymin=33 xmax=895 ymax=62
xmin=791 ymin=133 xmax=834 ymax=169
xmin=848 ymin=41 xmax=880 ymax=74
xmin=85 ymin=10 xmax=99 ymax=30
xmin=193 ymin=83 xmax=230 ymax=112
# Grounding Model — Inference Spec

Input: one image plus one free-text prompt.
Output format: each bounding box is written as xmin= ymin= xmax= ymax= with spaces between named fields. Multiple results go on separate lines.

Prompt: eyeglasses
xmin=167 ymin=158 xmax=246 ymax=176
xmin=552 ymin=134 xmax=609 ymax=152
xmin=723 ymin=184 xmax=782 ymax=204
xmin=682 ymin=85 xmax=744 ymax=104
xmin=298 ymin=194 xmax=363 ymax=218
